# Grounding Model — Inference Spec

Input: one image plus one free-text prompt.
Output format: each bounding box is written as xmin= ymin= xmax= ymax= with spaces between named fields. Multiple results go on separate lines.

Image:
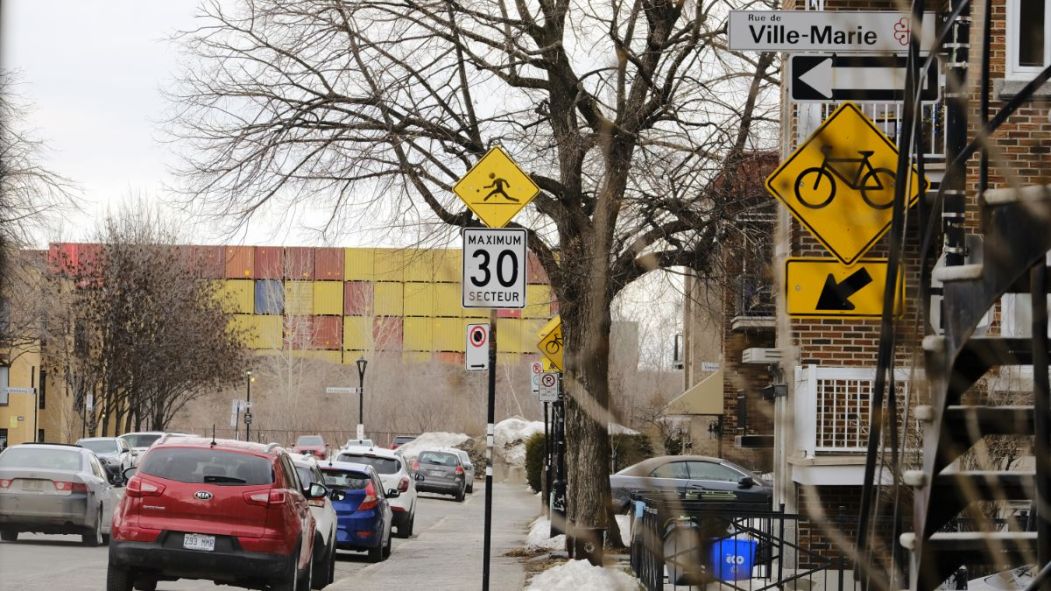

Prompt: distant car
xmin=412 ymin=450 xmax=467 ymax=502
xmin=390 ymin=435 xmax=416 ymax=450
xmin=293 ymin=434 xmax=328 ymax=460
xmin=76 ymin=437 xmax=134 ymax=476
xmin=342 ymin=438 xmax=374 ymax=449
xmin=320 ymin=461 xmax=395 ymax=562
xmin=293 ymin=456 xmax=339 ymax=587
xmin=0 ymin=443 xmax=122 ymax=545
xmin=118 ymin=431 xmax=195 ymax=467
xmin=437 ymin=448 xmax=475 ymax=494
xmin=108 ymin=437 xmax=324 ymax=591
xmin=336 ymin=447 xmax=418 ymax=537
xmin=609 ymin=455 xmax=773 ymax=512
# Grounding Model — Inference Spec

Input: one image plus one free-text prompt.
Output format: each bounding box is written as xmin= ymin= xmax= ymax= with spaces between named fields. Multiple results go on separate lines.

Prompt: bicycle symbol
xmin=544 ymin=334 xmax=563 ymax=355
xmin=794 ymin=146 xmax=896 ymax=210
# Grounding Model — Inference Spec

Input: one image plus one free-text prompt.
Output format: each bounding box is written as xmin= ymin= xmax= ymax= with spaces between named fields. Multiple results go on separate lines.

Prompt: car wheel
xmin=310 ymin=534 xmax=327 ymax=589
xmin=0 ymin=528 xmax=17 ymax=542
xmin=404 ymin=510 xmax=415 ymax=538
xmin=106 ymin=565 xmax=134 ymax=591
xmin=82 ymin=507 xmax=104 ymax=547
xmin=382 ymin=533 xmax=392 ymax=560
xmin=272 ymin=543 xmax=302 ymax=591
xmin=466 ymin=483 xmax=473 ymax=494
xmin=298 ymin=550 xmax=312 ymax=591
xmin=134 ymin=578 xmax=157 ymax=591
xmin=326 ymin=533 xmax=336 ymax=585
xmin=455 ymin=486 xmax=465 ymax=502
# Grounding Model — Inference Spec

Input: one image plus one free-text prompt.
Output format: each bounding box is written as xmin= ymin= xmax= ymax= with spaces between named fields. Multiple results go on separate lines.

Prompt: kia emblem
xmin=194 ymin=491 xmax=213 ymax=501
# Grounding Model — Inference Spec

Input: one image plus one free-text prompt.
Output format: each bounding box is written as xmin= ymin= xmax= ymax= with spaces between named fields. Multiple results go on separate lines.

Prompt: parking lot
xmin=0 ymin=482 xmax=537 ymax=591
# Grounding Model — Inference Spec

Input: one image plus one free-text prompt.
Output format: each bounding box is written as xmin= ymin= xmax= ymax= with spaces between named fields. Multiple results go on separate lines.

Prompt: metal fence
xmin=181 ymin=427 xmax=408 ymax=449
xmin=630 ymin=494 xmax=858 ymax=591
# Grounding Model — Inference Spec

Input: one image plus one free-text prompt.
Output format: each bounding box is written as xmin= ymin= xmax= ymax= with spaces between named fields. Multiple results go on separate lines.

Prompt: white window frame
xmin=1006 ymin=0 xmax=1051 ymax=80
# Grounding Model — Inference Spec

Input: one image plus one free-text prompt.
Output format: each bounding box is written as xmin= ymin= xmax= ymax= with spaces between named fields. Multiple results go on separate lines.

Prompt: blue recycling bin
xmin=710 ymin=536 xmax=758 ymax=581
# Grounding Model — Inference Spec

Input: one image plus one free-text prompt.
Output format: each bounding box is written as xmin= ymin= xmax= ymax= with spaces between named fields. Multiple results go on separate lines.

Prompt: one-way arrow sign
xmin=785 ymin=258 xmax=903 ymax=318
xmin=790 ymin=55 xmax=939 ymax=102
xmin=816 ymin=268 xmax=873 ymax=310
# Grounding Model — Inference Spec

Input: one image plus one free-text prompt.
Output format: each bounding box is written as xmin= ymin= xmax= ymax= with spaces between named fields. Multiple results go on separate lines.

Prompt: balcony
xmin=792 ymin=101 xmax=946 ymax=162
xmin=730 ymin=275 xmax=774 ymax=331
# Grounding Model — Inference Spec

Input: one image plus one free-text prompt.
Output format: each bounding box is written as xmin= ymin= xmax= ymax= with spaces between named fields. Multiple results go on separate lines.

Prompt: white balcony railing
xmin=794 ymin=366 xmax=912 ymax=457
xmin=793 ymin=101 xmax=946 ymax=161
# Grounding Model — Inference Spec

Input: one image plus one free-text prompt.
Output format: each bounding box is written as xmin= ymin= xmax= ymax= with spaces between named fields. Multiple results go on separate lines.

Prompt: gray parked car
xmin=610 ymin=455 xmax=772 ymax=512
xmin=0 ymin=443 xmax=122 ymax=545
xmin=412 ymin=450 xmax=467 ymax=502
xmin=76 ymin=437 xmax=133 ymax=477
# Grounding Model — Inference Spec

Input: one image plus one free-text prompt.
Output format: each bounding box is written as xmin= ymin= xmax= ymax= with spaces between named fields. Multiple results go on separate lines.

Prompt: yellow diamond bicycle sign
xmin=765 ymin=102 xmax=928 ymax=265
xmin=537 ymin=316 xmax=563 ymax=372
xmin=453 ymin=146 xmax=540 ymax=229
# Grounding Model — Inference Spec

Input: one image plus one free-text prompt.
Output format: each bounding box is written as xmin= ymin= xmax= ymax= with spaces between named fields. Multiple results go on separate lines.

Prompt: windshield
xmin=338 ymin=453 xmax=399 ymax=474
xmin=79 ymin=440 xmax=118 ymax=454
xmin=120 ymin=434 xmax=163 ymax=449
xmin=296 ymin=435 xmax=323 ymax=446
xmin=139 ymin=448 xmax=274 ymax=485
xmin=0 ymin=447 xmax=82 ymax=471
xmin=419 ymin=451 xmax=458 ymax=466
xmin=321 ymin=468 xmax=370 ymax=490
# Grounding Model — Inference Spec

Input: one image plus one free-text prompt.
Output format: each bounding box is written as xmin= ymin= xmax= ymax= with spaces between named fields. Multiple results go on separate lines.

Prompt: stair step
xmin=917 ymin=532 xmax=1037 ymax=589
xmin=943 ymin=405 xmax=1035 ymax=438
xmin=984 ymin=184 xmax=1051 ymax=206
xmin=932 ymin=471 xmax=1035 ymax=501
xmin=934 ymin=264 xmax=983 ymax=283
xmin=926 ymin=531 xmax=1036 ymax=553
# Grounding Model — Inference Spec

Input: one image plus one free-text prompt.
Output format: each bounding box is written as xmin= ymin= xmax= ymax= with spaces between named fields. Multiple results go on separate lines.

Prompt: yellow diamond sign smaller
xmin=785 ymin=258 xmax=903 ymax=319
xmin=537 ymin=316 xmax=563 ymax=372
xmin=453 ymin=146 xmax=540 ymax=229
xmin=766 ymin=102 xmax=928 ymax=266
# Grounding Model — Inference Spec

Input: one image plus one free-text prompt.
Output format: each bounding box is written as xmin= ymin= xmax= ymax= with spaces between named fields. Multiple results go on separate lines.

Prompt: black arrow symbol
xmin=816 ymin=268 xmax=873 ymax=310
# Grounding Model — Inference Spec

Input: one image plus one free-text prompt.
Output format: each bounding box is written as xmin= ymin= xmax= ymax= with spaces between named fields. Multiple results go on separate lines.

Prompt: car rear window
xmin=337 ymin=453 xmax=399 ymax=474
xmin=139 ymin=448 xmax=274 ymax=485
xmin=296 ymin=435 xmax=323 ymax=446
xmin=419 ymin=451 xmax=458 ymax=466
xmin=394 ymin=436 xmax=415 ymax=444
xmin=321 ymin=468 xmax=370 ymax=490
xmin=121 ymin=434 xmax=163 ymax=448
xmin=79 ymin=439 xmax=119 ymax=454
xmin=0 ymin=447 xmax=82 ymax=471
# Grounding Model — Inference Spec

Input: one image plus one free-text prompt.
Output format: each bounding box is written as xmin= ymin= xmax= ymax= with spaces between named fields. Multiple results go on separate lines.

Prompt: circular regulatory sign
xmin=540 ymin=373 xmax=557 ymax=388
xmin=469 ymin=325 xmax=488 ymax=348
xmin=530 ymin=361 xmax=544 ymax=375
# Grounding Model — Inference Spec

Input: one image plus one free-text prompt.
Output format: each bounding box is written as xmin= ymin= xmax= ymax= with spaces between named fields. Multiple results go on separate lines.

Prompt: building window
xmin=0 ymin=428 xmax=7 ymax=450
xmin=0 ymin=365 xmax=8 ymax=406
xmin=37 ymin=429 xmax=45 ymax=443
xmin=1008 ymin=0 xmax=1051 ymax=79
xmin=38 ymin=369 xmax=46 ymax=410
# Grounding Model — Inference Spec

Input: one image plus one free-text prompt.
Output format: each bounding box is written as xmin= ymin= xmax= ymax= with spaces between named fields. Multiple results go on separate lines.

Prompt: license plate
xmin=183 ymin=533 xmax=216 ymax=552
xmin=429 ymin=469 xmax=444 ymax=477
xmin=21 ymin=480 xmax=44 ymax=492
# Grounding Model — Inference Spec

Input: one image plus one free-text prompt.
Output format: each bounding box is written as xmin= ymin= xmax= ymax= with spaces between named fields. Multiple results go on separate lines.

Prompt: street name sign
xmin=765 ymin=102 xmax=927 ymax=265
xmin=790 ymin=55 xmax=939 ymax=102
xmin=538 ymin=372 xmax=561 ymax=402
xmin=466 ymin=323 xmax=490 ymax=371
xmin=462 ymin=228 xmax=528 ymax=308
xmin=728 ymin=11 xmax=936 ymax=53
xmin=325 ymin=386 xmax=359 ymax=395
xmin=452 ymin=146 xmax=540 ymax=229
xmin=785 ymin=258 xmax=903 ymax=318
xmin=537 ymin=316 xmax=564 ymax=371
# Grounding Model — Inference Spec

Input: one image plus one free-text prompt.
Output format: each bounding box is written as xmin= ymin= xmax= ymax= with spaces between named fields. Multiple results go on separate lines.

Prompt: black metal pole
xmin=942 ymin=0 xmax=971 ymax=268
xmin=358 ymin=370 xmax=365 ymax=435
xmin=1031 ymin=264 xmax=1051 ymax=568
xmin=245 ymin=373 xmax=252 ymax=441
xmin=543 ymin=400 xmax=550 ymax=514
xmin=32 ymin=367 xmax=39 ymax=442
xmin=482 ymin=313 xmax=497 ymax=591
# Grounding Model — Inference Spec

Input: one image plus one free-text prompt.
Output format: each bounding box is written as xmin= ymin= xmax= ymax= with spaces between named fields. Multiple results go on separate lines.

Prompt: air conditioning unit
xmin=741 ymin=348 xmax=781 ymax=364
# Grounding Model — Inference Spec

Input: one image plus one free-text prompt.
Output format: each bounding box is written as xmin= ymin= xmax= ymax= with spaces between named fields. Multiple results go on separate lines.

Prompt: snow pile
xmin=615 ymin=513 xmax=632 ymax=546
xmin=494 ymin=417 xmax=544 ymax=468
xmin=526 ymin=560 xmax=641 ymax=591
xmin=527 ymin=517 xmax=565 ymax=551
xmin=395 ymin=432 xmax=470 ymax=463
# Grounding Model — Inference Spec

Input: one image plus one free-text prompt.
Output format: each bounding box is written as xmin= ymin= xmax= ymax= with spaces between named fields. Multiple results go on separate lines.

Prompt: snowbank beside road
xmin=526 ymin=560 xmax=640 ymax=591
xmin=395 ymin=432 xmax=470 ymax=462
xmin=494 ymin=417 xmax=544 ymax=468
xmin=526 ymin=517 xmax=565 ymax=551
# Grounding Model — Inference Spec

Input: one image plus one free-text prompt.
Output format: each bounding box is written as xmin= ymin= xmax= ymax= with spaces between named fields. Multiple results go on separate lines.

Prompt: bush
xmin=611 ymin=433 xmax=656 ymax=473
xmin=524 ymin=432 xmax=546 ymax=493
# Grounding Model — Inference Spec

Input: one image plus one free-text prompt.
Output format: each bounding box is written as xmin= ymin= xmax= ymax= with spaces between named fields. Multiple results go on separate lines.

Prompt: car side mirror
xmin=738 ymin=476 xmax=756 ymax=488
xmin=108 ymin=471 xmax=125 ymax=487
xmin=386 ymin=488 xmax=400 ymax=499
xmin=122 ymin=466 xmax=138 ymax=481
xmin=307 ymin=482 xmax=328 ymax=499
xmin=330 ymin=489 xmax=346 ymax=502
xmin=414 ymin=472 xmax=424 ymax=482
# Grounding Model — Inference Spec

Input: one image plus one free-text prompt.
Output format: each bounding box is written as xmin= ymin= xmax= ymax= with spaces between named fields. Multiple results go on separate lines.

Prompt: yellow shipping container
xmin=433 ymin=250 xmax=460 ymax=283
xmin=403 ymin=250 xmax=434 ymax=282
xmin=343 ymin=317 xmax=372 ymax=350
xmin=373 ymin=249 xmax=405 ymax=282
xmin=230 ymin=314 xmax=282 ymax=349
xmin=524 ymin=285 xmax=554 ymax=319
xmin=403 ymin=317 xmax=434 ymax=351
xmin=432 ymin=318 xmax=466 ymax=352
xmin=374 ymin=282 xmax=404 ymax=316
xmin=461 ymin=301 xmax=489 ymax=319
xmin=291 ymin=350 xmax=342 ymax=364
xmin=215 ymin=280 xmax=254 ymax=314
xmin=402 ymin=351 xmax=433 ymax=364
xmin=519 ymin=319 xmax=547 ymax=353
xmin=313 ymin=281 xmax=344 ymax=315
xmin=434 ymin=283 xmax=462 ymax=317
xmin=403 ymin=282 xmax=436 ymax=317
xmin=496 ymin=318 xmax=527 ymax=353
xmin=284 ymin=281 xmax=314 ymax=315
xmin=344 ymin=248 xmax=375 ymax=281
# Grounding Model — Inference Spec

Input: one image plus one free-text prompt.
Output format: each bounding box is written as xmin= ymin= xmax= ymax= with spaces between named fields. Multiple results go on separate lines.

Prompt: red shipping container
xmin=312 ymin=316 xmax=342 ymax=350
xmin=285 ymin=247 xmax=315 ymax=280
xmin=497 ymin=309 xmax=521 ymax=318
xmin=344 ymin=282 xmax=374 ymax=315
xmin=255 ymin=246 xmax=283 ymax=279
xmin=225 ymin=246 xmax=254 ymax=279
xmin=191 ymin=245 xmax=225 ymax=279
xmin=373 ymin=317 xmax=403 ymax=351
xmin=284 ymin=317 xmax=313 ymax=348
xmin=527 ymin=253 xmax=549 ymax=284
xmin=77 ymin=244 xmax=102 ymax=277
xmin=314 ymin=248 xmax=344 ymax=280
xmin=435 ymin=352 xmax=465 ymax=366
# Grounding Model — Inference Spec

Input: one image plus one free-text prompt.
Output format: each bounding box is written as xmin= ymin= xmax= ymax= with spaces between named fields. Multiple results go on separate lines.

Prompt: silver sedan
xmin=0 ymin=443 xmax=121 ymax=546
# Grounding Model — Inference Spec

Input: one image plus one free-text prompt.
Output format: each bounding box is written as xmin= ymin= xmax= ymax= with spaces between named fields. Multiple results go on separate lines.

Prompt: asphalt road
xmin=0 ymin=481 xmax=538 ymax=591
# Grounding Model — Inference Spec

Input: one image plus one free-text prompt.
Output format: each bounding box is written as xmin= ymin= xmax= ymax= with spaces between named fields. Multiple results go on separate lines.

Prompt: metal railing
xmin=793 ymin=101 xmax=946 ymax=161
xmin=735 ymin=275 xmax=774 ymax=318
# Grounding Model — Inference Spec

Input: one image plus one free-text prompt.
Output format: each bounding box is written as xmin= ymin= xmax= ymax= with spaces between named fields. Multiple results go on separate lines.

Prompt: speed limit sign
xmin=462 ymin=228 xmax=527 ymax=308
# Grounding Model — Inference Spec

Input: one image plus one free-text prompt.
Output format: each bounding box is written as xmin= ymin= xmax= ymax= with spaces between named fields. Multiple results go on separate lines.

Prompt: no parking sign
xmin=466 ymin=323 xmax=490 ymax=371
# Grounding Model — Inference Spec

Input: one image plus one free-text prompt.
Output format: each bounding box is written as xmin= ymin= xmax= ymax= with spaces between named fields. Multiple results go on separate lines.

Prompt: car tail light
xmin=243 ymin=489 xmax=287 ymax=507
xmin=412 ymin=460 xmax=420 ymax=472
xmin=455 ymin=466 xmax=465 ymax=476
xmin=0 ymin=479 xmax=11 ymax=489
xmin=52 ymin=481 xmax=88 ymax=493
xmin=398 ymin=476 xmax=409 ymax=493
xmin=126 ymin=479 xmax=165 ymax=498
xmin=357 ymin=482 xmax=379 ymax=512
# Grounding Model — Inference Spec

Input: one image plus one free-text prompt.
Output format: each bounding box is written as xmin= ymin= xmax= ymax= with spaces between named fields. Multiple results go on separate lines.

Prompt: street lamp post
xmin=355 ymin=357 xmax=367 ymax=440
xmin=244 ymin=370 xmax=253 ymax=441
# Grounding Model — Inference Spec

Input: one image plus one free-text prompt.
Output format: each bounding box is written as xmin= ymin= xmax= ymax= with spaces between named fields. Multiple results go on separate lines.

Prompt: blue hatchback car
xmin=320 ymin=460 xmax=396 ymax=562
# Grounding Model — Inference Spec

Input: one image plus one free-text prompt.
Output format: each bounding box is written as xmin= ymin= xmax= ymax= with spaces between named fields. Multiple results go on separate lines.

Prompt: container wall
xmin=225 ymin=246 xmax=254 ymax=279
xmin=192 ymin=245 xmax=226 ymax=279
xmin=403 ymin=250 xmax=435 ymax=283
xmin=402 ymin=352 xmax=433 ymax=364
xmin=435 ymin=352 xmax=465 ymax=366
xmin=216 ymin=280 xmax=255 ymax=314
xmin=524 ymin=285 xmax=554 ymax=319
xmin=520 ymin=319 xmax=546 ymax=354
xmin=312 ymin=316 xmax=342 ymax=350
xmin=433 ymin=250 xmax=460 ymax=283
xmin=291 ymin=350 xmax=342 ymax=364
xmin=254 ymin=279 xmax=284 ymax=314
xmin=374 ymin=282 xmax=404 ymax=316
xmin=231 ymin=314 xmax=282 ymax=349
xmin=284 ymin=316 xmax=313 ymax=348
xmin=284 ymin=281 xmax=314 ymax=315
xmin=496 ymin=318 xmax=527 ymax=353
xmin=403 ymin=317 xmax=434 ymax=351
xmin=344 ymin=281 xmax=374 ymax=316
xmin=434 ymin=283 xmax=462 ymax=317
xmin=344 ymin=248 xmax=375 ymax=281
xmin=373 ymin=249 xmax=405 ymax=282
xmin=284 ymin=247 xmax=315 ymax=280
xmin=432 ymin=318 xmax=466 ymax=352
xmin=403 ymin=282 xmax=436 ymax=317
xmin=497 ymin=309 xmax=522 ymax=319
xmin=526 ymin=253 xmax=548 ymax=284
xmin=313 ymin=281 xmax=344 ymax=316
xmin=314 ymin=248 xmax=343 ymax=280
xmin=373 ymin=317 xmax=403 ymax=351
xmin=343 ymin=316 xmax=372 ymax=350
xmin=255 ymin=246 xmax=283 ymax=279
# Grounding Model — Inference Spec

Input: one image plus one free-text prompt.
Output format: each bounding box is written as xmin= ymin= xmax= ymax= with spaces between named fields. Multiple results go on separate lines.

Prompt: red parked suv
xmin=107 ymin=437 xmax=327 ymax=591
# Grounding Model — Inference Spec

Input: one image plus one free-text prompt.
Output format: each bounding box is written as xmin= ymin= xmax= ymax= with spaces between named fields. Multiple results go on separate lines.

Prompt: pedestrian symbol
xmin=453 ymin=146 xmax=540 ymax=228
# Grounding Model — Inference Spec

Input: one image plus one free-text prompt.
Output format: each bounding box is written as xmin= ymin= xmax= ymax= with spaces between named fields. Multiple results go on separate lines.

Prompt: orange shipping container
xmin=255 ymin=247 xmax=283 ymax=279
xmin=373 ymin=317 xmax=403 ymax=351
xmin=527 ymin=253 xmax=548 ymax=284
xmin=345 ymin=282 xmax=373 ymax=316
xmin=192 ymin=245 xmax=225 ymax=278
xmin=285 ymin=247 xmax=314 ymax=279
xmin=314 ymin=248 xmax=344 ymax=280
xmin=225 ymin=246 xmax=254 ymax=279
xmin=312 ymin=316 xmax=342 ymax=350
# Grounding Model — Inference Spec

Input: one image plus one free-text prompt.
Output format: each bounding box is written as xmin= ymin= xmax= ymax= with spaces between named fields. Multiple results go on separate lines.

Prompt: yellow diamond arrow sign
xmin=766 ymin=102 xmax=928 ymax=265
xmin=453 ymin=146 xmax=540 ymax=229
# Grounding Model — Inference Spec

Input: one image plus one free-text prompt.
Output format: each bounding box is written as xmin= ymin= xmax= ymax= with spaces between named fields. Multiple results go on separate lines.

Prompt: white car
xmin=336 ymin=446 xmax=418 ymax=538
xmin=118 ymin=431 xmax=195 ymax=467
xmin=437 ymin=448 xmax=476 ymax=494
xmin=76 ymin=437 xmax=134 ymax=476
xmin=293 ymin=455 xmax=339 ymax=588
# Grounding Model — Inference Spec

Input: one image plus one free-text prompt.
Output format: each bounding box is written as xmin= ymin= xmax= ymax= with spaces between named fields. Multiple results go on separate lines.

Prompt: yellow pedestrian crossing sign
xmin=765 ymin=102 xmax=928 ymax=265
xmin=537 ymin=316 xmax=563 ymax=372
xmin=453 ymin=146 xmax=540 ymax=229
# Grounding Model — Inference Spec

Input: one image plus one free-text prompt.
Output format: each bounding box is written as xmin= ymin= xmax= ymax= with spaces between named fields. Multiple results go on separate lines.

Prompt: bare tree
xmin=173 ymin=0 xmax=778 ymax=538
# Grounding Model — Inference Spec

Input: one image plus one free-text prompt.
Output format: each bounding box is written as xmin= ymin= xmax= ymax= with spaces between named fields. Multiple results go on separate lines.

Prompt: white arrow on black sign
xmin=790 ymin=55 xmax=939 ymax=102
